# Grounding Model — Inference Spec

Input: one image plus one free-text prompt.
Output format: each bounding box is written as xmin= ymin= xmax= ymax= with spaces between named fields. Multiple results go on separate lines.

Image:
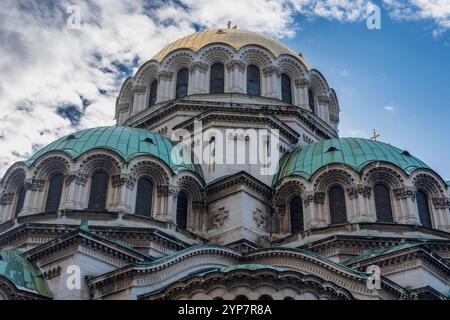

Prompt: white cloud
xmin=384 ymin=105 xmax=396 ymax=111
xmin=0 ymin=0 xmax=448 ymax=176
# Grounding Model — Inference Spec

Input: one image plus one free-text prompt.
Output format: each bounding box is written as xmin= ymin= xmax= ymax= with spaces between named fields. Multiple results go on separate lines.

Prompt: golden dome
xmin=152 ymin=28 xmax=309 ymax=67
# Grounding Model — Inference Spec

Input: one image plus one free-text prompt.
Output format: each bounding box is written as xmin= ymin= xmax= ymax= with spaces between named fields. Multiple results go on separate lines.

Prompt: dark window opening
xmin=135 ymin=178 xmax=153 ymax=217
xmin=176 ymin=68 xmax=189 ymax=99
xmin=45 ymin=174 xmax=64 ymax=213
xmin=14 ymin=185 xmax=26 ymax=216
xmin=149 ymin=79 xmax=158 ymax=107
xmin=258 ymin=295 xmax=273 ymax=300
xmin=234 ymin=295 xmax=249 ymax=300
xmin=210 ymin=63 xmax=225 ymax=94
xmin=88 ymin=172 xmax=109 ymax=211
xmin=176 ymin=191 xmax=188 ymax=229
xmin=308 ymin=88 xmax=316 ymax=114
xmin=290 ymin=196 xmax=304 ymax=234
xmin=374 ymin=184 xmax=394 ymax=222
xmin=281 ymin=73 xmax=292 ymax=104
xmin=416 ymin=190 xmax=432 ymax=228
xmin=247 ymin=65 xmax=261 ymax=96
xmin=329 ymin=186 xmax=347 ymax=225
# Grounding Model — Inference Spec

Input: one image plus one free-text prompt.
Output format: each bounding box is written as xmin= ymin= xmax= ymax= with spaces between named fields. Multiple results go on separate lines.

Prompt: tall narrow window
xmin=135 ymin=178 xmax=153 ymax=217
xmin=45 ymin=174 xmax=64 ymax=212
xmin=374 ymin=184 xmax=394 ymax=222
xmin=175 ymin=68 xmax=189 ymax=99
xmin=176 ymin=191 xmax=188 ymax=229
xmin=308 ymin=88 xmax=315 ymax=114
xmin=88 ymin=172 xmax=109 ymax=211
xmin=281 ymin=73 xmax=292 ymax=104
xmin=416 ymin=190 xmax=432 ymax=228
xmin=149 ymin=79 xmax=158 ymax=107
xmin=329 ymin=186 xmax=347 ymax=224
xmin=290 ymin=196 xmax=304 ymax=234
xmin=210 ymin=63 xmax=225 ymax=94
xmin=247 ymin=65 xmax=261 ymax=96
xmin=14 ymin=185 xmax=26 ymax=216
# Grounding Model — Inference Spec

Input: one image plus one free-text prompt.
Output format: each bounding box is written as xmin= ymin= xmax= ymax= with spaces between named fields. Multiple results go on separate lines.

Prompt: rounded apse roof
xmin=26 ymin=126 xmax=203 ymax=177
xmin=152 ymin=28 xmax=309 ymax=67
xmin=0 ymin=250 xmax=52 ymax=298
xmin=273 ymin=138 xmax=431 ymax=185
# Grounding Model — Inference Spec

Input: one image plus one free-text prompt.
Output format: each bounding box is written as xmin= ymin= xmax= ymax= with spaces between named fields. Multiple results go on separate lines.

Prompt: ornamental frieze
xmin=262 ymin=66 xmax=280 ymax=77
xmin=157 ymin=71 xmax=174 ymax=81
xmin=432 ymin=197 xmax=450 ymax=209
xmin=25 ymin=179 xmax=45 ymax=191
xmin=157 ymin=185 xmax=176 ymax=197
xmin=393 ymin=187 xmax=416 ymax=201
xmin=132 ymin=85 xmax=147 ymax=94
xmin=226 ymin=60 xmax=246 ymax=72
xmin=0 ymin=193 xmax=14 ymax=206
xmin=294 ymin=78 xmax=309 ymax=88
xmin=304 ymin=192 xmax=325 ymax=207
xmin=189 ymin=62 xmax=208 ymax=74
xmin=64 ymin=173 xmax=88 ymax=186
xmin=117 ymin=103 xmax=129 ymax=113
xmin=346 ymin=184 xmax=371 ymax=199
xmin=317 ymin=95 xmax=331 ymax=104
xmin=211 ymin=207 xmax=229 ymax=229
xmin=253 ymin=208 xmax=266 ymax=230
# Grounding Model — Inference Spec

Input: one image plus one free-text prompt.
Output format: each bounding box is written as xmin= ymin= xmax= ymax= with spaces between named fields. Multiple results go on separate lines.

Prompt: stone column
xmin=303 ymin=191 xmax=327 ymax=229
xmin=131 ymin=86 xmax=147 ymax=115
xmin=20 ymin=179 xmax=46 ymax=216
xmin=61 ymin=172 xmax=88 ymax=211
xmin=317 ymin=95 xmax=331 ymax=122
xmin=262 ymin=66 xmax=281 ymax=99
xmin=155 ymin=185 xmax=177 ymax=224
xmin=189 ymin=62 xmax=208 ymax=95
xmin=294 ymin=79 xmax=310 ymax=110
xmin=156 ymin=71 xmax=174 ymax=103
xmin=116 ymin=103 xmax=130 ymax=126
xmin=226 ymin=60 xmax=246 ymax=93
xmin=0 ymin=193 xmax=14 ymax=221
xmin=393 ymin=187 xmax=420 ymax=225
xmin=347 ymin=185 xmax=374 ymax=223
xmin=109 ymin=175 xmax=133 ymax=214
xmin=432 ymin=197 xmax=450 ymax=232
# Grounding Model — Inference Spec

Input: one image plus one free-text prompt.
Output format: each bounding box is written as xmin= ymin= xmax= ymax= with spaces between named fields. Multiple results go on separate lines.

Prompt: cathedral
xmin=0 ymin=28 xmax=449 ymax=300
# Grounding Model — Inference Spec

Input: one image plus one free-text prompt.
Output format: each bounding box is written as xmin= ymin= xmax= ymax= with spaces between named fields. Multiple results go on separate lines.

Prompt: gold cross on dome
xmin=371 ymin=129 xmax=380 ymax=141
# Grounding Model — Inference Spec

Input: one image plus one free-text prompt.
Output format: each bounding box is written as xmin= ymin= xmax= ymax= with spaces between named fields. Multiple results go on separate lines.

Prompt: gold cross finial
xmin=371 ymin=129 xmax=380 ymax=141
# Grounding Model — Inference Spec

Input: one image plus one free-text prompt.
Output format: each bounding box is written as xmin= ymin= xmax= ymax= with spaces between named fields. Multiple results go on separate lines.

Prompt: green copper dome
xmin=26 ymin=126 xmax=203 ymax=177
xmin=273 ymin=138 xmax=430 ymax=185
xmin=0 ymin=250 xmax=52 ymax=298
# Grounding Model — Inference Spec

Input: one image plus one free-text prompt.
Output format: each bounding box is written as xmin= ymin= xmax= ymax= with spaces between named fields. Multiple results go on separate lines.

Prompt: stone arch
xmin=198 ymin=45 xmax=234 ymax=65
xmin=0 ymin=164 xmax=27 ymax=221
xmin=239 ymin=47 xmax=273 ymax=70
xmin=309 ymin=69 xmax=330 ymax=96
xmin=273 ymin=179 xmax=306 ymax=234
xmin=175 ymin=173 xmax=205 ymax=231
xmin=134 ymin=60 xmax=160 ymax=87
xmin=163 ymin=50 xmax=194 ymax=72
xmin=277 ymin=56 xmax=306 ymax=80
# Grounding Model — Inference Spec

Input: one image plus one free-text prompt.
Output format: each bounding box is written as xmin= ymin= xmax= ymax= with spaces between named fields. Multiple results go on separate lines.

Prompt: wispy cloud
xmin=383 ymin=105 xmax=396 ymax=111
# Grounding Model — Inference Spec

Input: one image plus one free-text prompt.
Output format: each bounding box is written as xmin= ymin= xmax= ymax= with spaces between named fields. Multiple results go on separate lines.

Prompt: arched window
xmin=14 ymin=185 xmax=26 ymax=216
xmin=149 ymin=79 xmax=158 ymax=107
xmin=175 ymin=68 xmax=189 ymax=99
xmin=135 ymin=178 xmax=153 ymax=217
xmin=329 ymin=186 xmax=347 ymax=224
xmin=416 ymin=190 xmax=432 ymax=228
xmin=234 ymin=295 xmax=249 ymax=301
xmin=374 ymin=184 xmax=394 ymax=222
xmin=247 ymin=65 xmax=261 ymax=96
xmin=176 ymin=191 xmax=188 ymax=229
xmin=88 ymin=172 xmax=109 ymax=211
xmin=281 ymin=73 xmax=292 ymax=104
xmin=45 ymin=174 xmax=64 ymax=213
xmin=308 ymin=88 xmax=316 ymax=114
xmin=210 ymin=63 xmax=225 ymax=94
xmin=290 ymin=196 xmax=304 ymax=234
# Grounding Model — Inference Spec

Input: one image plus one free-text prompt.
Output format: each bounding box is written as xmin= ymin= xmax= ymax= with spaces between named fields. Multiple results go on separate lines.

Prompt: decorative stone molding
xmin=43 ymin=266 xmax=62 ymax=280
xmin=294 ymin=78 xmax=310 ymax=88
xmin=346 ymin=184 xmax=371 ymax=199
xmin=393 ymin=187 xmax=416 ymax=201
xmin=189 ymin=62 xmax=208 ymax=74
xmin=132 ymin=85 xmax=147 ymax=94
xmin=253 ymin=208 xmax=266 ymax=230
xmin=24 ymin=179 xmax=45 ymax=192
xmin=112 ymin=175 xmax=129 ymax=188
xmin=226 ymin=60 xmax=246 ymax=72
xmin=317 ymin=95 xmax=330 ymax=104
xmin=211 ymin=207 xmax=229 ymax=229
xmin=0 ymin=193 xmax=14 ymax=206
xmin=65 ymin=173 xmax=88 ymax=186
xmin=262 ymin=66 xmax=280 ymax=77
xmin=329 ymin=113 xmax=339 ymax=124
xmin=157 ymin=185 xmax=175 ymax=197
xmin=304 ymin=192 xmax=325 ymax=207
xmin=158 ymin=71 xmax=174 ymax=81
xmin=432 ymin=197 xmax=450 ymax=209
xmin=117 ymin=103 xmax=130 ymax=113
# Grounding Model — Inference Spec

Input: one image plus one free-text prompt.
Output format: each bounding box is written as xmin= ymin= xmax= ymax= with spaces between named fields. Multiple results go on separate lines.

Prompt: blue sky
xmin=285 ymin=8 xmax=450 ymax=179
xmin=0 ymin=0 xmax=449 ymax=179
